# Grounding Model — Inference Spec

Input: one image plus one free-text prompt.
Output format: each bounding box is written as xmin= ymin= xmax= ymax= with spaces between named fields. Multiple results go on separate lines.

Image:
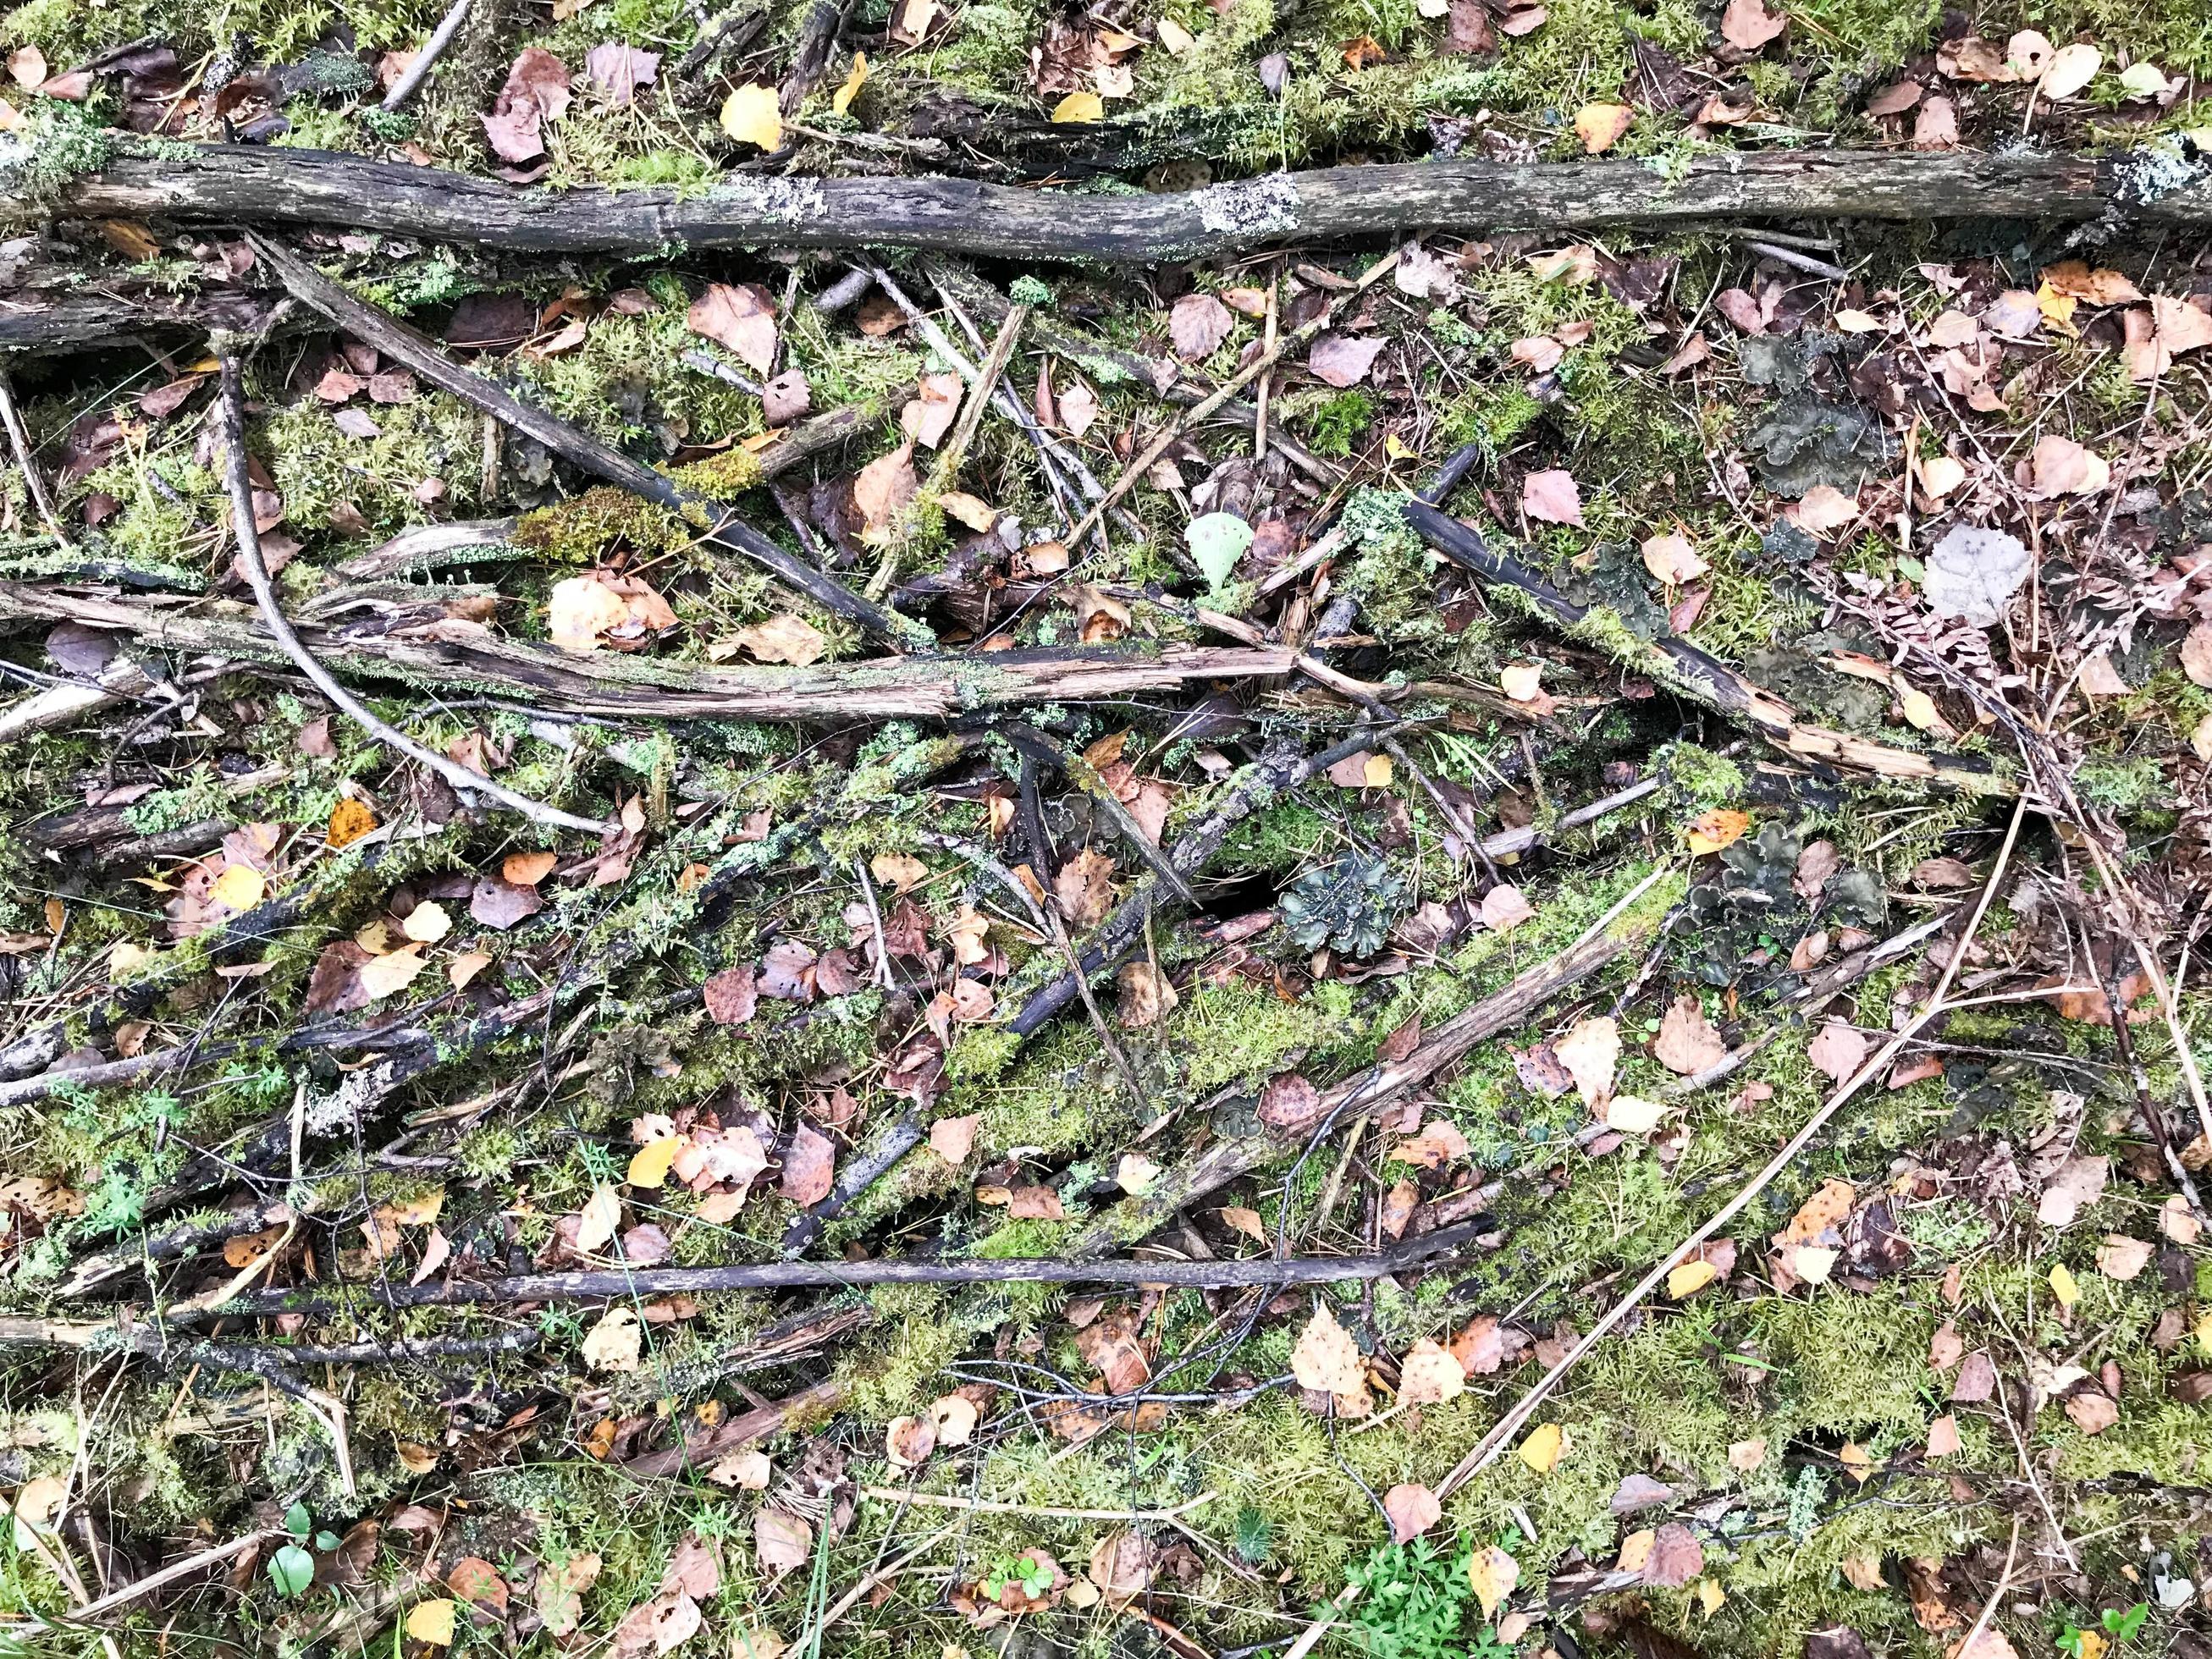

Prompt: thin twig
xmin=0 ymin=368 xmax=66 ymax=541
xmin=216 ymin=353 xmax=605 ymax=834
xmin=379 ymin=0 xmax=472 ymax=110
xmin=856 ymin=1486 xmax=1216 ymax=1521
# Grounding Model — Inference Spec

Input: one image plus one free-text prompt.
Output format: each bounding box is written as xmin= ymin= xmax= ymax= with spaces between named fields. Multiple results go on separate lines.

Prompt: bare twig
xmin=216 ymin=353 xmax=606 ymax=834
xmin=379 ymin=0 xmax=472 ymax=111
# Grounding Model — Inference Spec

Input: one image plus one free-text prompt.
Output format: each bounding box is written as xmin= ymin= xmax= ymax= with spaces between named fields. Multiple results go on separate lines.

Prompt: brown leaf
xmin=1383 ymin=1481 xmax=1442 ymax=1543
xmin=703 ymin=964 xmax=759 ymax=1025
xmin=1308 ymin=333 xmax=1387 ymax=388
xmin=780 ymin=1124 xmax=836 ymax=1206
xmin=470 ymin=875 xmax=543 ymax=930
xmin=1008 ymin=1185 xmax=1066 ymax=1220
xmin=687 ymin=282 xmax=779 ymax=377
xmin=1806 ymin=1019 xmax=1868 ymax=1083
xmin=1640 ymin=1522 xmax=1704 ymax=1588
xmin=899 ymin=372 xmax=963 ymax=449
xmin=1520 ymin=467 xmax=1583 ymax=525
xmin=855 ymin=441 xmax=920 ymax=532
xmin=929 ymin=1114 xmax=979 ymax=1164
xmin=1052 ymin=847 xmax=1117 ymax=928
xmin=1553 ymin=1015 xmax=1619 ymax=1107
xmin=1719 ymin=0 xmax=1784 ymax=49
xmin=1289 ymin=1303 xmax=1367 ymax=1406
xmin=1911 ymin=96 xmax=1959 ymax=150
xmin=753 ymin=1511 xmax=812 ymax=1574
xmin=1480 ymin=885 xmax=1535 ymax=932
xmin=1257 ymin=1071 xmax=1323 ymax=1131
xmin=1950 ymin=1350 xmax=1996 ymax=1403
xmin=1170 ymin=293 xmax=1235 ymax=361
xmin=1652 ymin=995 xmax=1727 ymax=1075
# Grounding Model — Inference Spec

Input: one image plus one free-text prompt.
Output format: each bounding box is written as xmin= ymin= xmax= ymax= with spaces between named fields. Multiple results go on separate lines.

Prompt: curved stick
xmin=216 ymin=352 xmax=607 ymax=833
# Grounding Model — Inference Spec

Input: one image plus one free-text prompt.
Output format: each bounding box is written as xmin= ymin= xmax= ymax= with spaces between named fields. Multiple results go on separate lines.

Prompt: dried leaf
xmin=781 ymin=1124 xmax=836 ymax=1206
xmin=1308 ymin=333 xmax=1387 ymax=388
xmin=1719 ymin=0 xmax=1785 ymax=50
xmin=1171 ymin=293 xmax=1235 ymax=361
xmin=855 ymin=441 xmax=921 ymax=532
xmin=1384 ymin=1482 xmax=1442 ymax=1543
xmin=688 ymin=281 xmax=779 ymax=376
xmin=1467 ymin=1545 xmax=1520 ymax=1617
xmin=581 ymin=1306 xmax=643 ymax=1372
xmin=1396 ymin=1338 xmax=1465 ymax=1405
xmin=1573 ymin=102 xmax=1633 ymax=152
xmin=719 ymin=82 xmax=782 ymax=149
xmin=1553 ymin=1016 xmax=1619 ymax=1107
xmin=1289 ymin=1303 xmax=1365 ymax=1397
xmin=1520 ymin=467 xmax=1583 ymax=525
xmin=1480 ymin=884 xmax=1535 ymax=932
xmin=1653 ymin=995 xmax=1727 ymax=1075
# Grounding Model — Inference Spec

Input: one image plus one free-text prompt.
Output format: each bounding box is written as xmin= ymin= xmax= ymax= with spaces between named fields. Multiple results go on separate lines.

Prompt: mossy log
xmin=48 ymin=144 xmax=2212 ymax=266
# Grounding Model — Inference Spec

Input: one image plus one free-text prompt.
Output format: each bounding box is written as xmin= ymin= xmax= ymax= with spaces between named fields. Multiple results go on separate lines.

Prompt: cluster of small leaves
xmin=1340 ymin=1538 xmax=1481 ymax=1659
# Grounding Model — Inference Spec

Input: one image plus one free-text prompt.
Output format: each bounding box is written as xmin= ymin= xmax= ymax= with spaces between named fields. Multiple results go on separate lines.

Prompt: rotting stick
xmin=215 ymin=352 xmax=605 ymax=835
xmin=179 ymin=1221 xmax=1495 ymax=1320
xmin=1401 ymin=498 xmax=2016 ymax=797
xmin=242 ymin=233 xmax=915 ymax=646
xmin=379 ymin=0 xmax=471 ymax=111
xmin=56 ymin=146 xmax=2212 ymax=267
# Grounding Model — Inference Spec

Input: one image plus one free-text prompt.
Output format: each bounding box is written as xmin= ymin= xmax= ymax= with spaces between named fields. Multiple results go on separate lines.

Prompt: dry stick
xmin=63 ymin=1529 xmax=284 ymax=1624
xmin=1048 ymin=900 xmax=1156 ymax=1110
xmin=935 ymin=297 xmax=1029 ymax=475
xmin=215 ymin=355 xmax=604 ymax=834
xmin=1254 ymin=271 xmax=1278 ymax=461
xmin=0 ymin=367 xmax=65 ymax=540
xmin=1064 ymin=249 xmax=1402 ymax=551
xmin=188 ymin=1221 xmax=1492 ymax=1320
xmin=1431 ymin=794 xmax=2031 ymax=1500
xmin=0 ymin=581 xmax=1292 ymax=725
xmin=243 ymin=233 xmax=913 ymax=645
xmin=379 ymin=0 xmax=471 ymax=111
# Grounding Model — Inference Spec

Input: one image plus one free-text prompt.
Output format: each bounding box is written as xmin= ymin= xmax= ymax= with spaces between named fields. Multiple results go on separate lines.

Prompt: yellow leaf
xmin=1572 ymin=102 xmax=1633 ymax=152
xmin=327 ymin=797 xmax=378 ymax=849
xmin=405 ymin=1600 xmax=458 ymax=1645
xmin=1685 ymin=808 xmax=1750 ymax=855
xmin=2036 ymin=280 xmax=2077 ymax=336
xmin=720 ymin=83 xmax=784 ymax=150
xmin=1051 ymin=90 xmax=1105 ymax=123
xmin=832 ymin=50 xmax=869 ymax=116
xmin=628 ymin=1135 xmax=682 ymax=1189
xmin=2049 ymin=1261 xmax=2080 ymax=1307
xmin=358 ymin=946 xmax=428 ymax=1000
xmin=1517 ymin=1421 xmax=1565 ymax=1474
xmin=1667 ymin=1259 xmax=1719 ymax=1298
xmin=211 ymin=863 xmax=266 ymax=910
xmin=1898 ymin=685 xmax=1946 ymax=733
xmin=1838 ymin=1441 xmax=1877 ymax=1485
xmin=1696 ymin=1578 xmax=1726 ymax=1615
xmin=1616 ymin=1529 xmax=1655 ymax=1572
xmin=1158 ymin=16 xmax=1196 ymax=52
xmin=1361 ymin=752 xmax=1393 ymax=787
xmin=111 ymin=940 xmax=157 ymax=977
xmin=1466 ymin=1545 xmax=1520 ymax=1618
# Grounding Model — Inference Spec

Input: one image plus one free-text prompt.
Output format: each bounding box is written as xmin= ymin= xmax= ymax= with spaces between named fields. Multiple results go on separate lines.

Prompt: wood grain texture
xmin=58 ymin=145 xmax=2212 ymax=265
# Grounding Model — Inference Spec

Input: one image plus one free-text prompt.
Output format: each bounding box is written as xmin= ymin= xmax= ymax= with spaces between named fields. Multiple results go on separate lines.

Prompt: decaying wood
xmin=241 ymin=233 xmax=915 ymax=644
xmin=626 ymin=1376 xmax=847 ymax=1480
xmin=0 ymin=581 xmax=1295 ymax=722
xmin=1401 ymin=499 xmax=2017 ymax=796
xmin=173 ymin=1221 xmax=1492 ymax=1320
xmin=52 ymin=146 xmax=2212 ymax=265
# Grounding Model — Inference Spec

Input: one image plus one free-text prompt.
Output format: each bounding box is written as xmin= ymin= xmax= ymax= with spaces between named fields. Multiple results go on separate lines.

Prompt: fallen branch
xmin=52 ymin=146 xmax=2212 ymax=265
xmin=378 ymin=0 xmax=471 ymax=111
xmin=184 ymin=1221 xmax=1493 ymax=1321
xmin=215 ymin=352 xmax=607 ymax=835
xmin=0 ymin=581 xmax=1294 ymax=723
xmin=1402 ymin=499 xmax=2016 ymax=797
xmin=625 ymin=1377 xmax=847 ymax=1479
xmin=242 ymin=234 xmax=915 ymax=645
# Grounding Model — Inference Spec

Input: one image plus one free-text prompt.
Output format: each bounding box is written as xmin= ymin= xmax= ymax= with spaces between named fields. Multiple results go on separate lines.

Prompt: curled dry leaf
xmin=725 ymin=615 xmax=827 ymax=667
xmin=885 ymin=1414 xmax=935 ymax=1469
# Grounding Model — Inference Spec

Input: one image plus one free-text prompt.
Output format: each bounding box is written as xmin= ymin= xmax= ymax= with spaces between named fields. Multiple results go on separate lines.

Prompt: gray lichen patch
xmin=1196 ymin=174 xmax=1302 ymax=238
xmin=704 ymin=174 xmax=830 ymax=225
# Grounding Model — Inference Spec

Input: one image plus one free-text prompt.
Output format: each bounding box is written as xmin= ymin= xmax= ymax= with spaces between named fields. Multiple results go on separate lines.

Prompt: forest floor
xmin=3 ymin=0 xmax=2212 ymax=1655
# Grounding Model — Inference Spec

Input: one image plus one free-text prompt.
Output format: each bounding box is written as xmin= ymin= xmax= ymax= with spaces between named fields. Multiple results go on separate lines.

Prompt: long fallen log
xmin=52 ymin=145 xmax=2212 ymax=263
xmin=0 ymin=581 xmax=1294 ymax=721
